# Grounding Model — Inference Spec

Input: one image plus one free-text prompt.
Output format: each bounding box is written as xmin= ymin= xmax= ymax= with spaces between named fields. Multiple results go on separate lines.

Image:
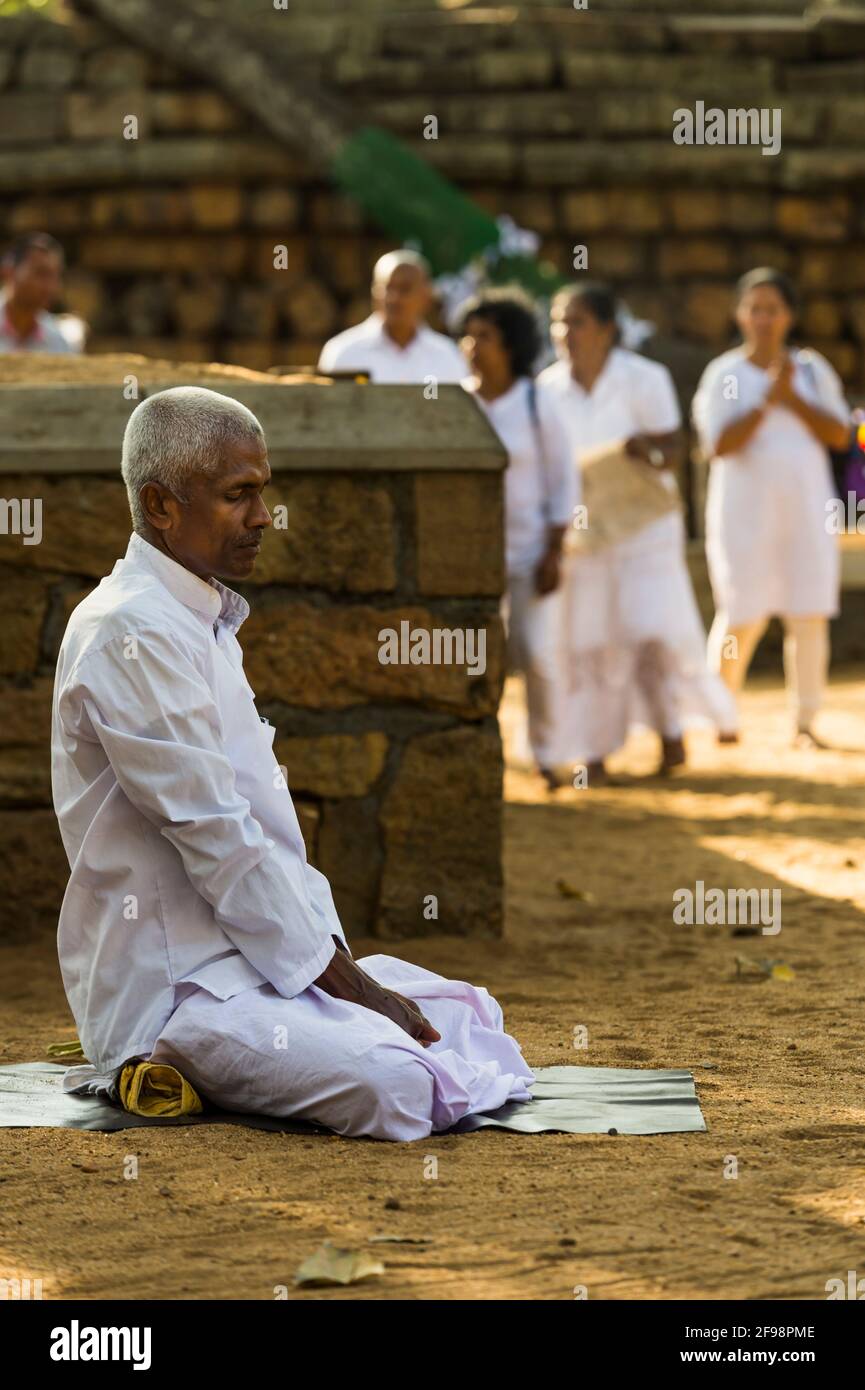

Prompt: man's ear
xmin=140 ymin=481 xmax=175 ymax=533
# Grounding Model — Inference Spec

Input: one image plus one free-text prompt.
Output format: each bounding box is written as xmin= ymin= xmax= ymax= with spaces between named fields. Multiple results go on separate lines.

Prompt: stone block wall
xmin=0 ymin=358 xmax=507 ymax=941
xmin=0 ymin=2 xmax=864 ymax=389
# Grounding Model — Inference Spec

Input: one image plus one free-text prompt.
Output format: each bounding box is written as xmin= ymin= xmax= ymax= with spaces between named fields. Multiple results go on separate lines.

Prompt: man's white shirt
xmin=0 ymin=292 xmax=80 ymax=354
xmin=318 ymin=312 xmax=466 ymax=383
xmin=51 ymin=531 xmax=346 ymax=1075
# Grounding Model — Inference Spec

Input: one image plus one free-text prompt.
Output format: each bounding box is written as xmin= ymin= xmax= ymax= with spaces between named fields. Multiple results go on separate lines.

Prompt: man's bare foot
xmin=793 ymin=728 xmax=829 ymax=750
xmin=659 ymin=735 xmax=686 ymax=773
xmin=717 ymin=730 xmax=740 ymax=745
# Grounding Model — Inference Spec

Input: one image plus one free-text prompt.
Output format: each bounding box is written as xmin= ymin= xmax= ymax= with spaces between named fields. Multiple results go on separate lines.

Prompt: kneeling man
xmin=51 ymin=386 xmax=532 ymax=1140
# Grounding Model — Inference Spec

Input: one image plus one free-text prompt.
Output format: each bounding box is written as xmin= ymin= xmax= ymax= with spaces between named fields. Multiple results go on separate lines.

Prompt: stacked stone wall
xmin=0 ymin=361 xmax=507 ymax=940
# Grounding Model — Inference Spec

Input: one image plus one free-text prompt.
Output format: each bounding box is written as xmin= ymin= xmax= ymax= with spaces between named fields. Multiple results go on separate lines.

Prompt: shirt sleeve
xmin=61 ymin=627 xmax=338 ymax=1000
xmin=631 ymin=358 xmax=682 ymax=435
xmin=800 ymin=350 xmax=851 ymax=428
xmin=536 ymin=389 xmax=580 ymax=520
xmin=691 ymin=357 xmax=734 ymax=457
xmin=317 ymin=334 xmax=340 ymax=372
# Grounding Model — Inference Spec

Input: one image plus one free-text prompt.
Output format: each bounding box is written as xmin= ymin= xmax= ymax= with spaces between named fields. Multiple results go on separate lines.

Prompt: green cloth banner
xmin=332 ymin=125 xmax=566 ymax=298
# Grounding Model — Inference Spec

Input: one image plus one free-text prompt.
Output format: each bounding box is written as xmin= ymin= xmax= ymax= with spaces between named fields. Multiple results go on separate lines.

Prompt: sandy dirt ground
xmin=2 ymin=672 xmax=864 ymax=1302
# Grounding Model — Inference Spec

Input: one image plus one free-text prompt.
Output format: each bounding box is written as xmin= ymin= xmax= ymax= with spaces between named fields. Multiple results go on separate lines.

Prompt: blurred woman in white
xmin=457 ymin=288 xmax=576 ymax=786
xmin=539 ymin=282 xmax=735 ymax=783
xmin=692 ymin=268 xmax=851 ymax=748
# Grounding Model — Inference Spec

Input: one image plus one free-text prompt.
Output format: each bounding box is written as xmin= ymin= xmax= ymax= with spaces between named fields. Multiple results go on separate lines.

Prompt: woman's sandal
xmin=793 ymin=728 xmax=829 ymax=750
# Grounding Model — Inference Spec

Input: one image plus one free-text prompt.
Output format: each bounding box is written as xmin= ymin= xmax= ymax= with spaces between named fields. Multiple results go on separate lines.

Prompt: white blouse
xmin=538 ymin=347 xmax=683 ymax=552
xmin=464 ymin=376 xmax=577 ymax=577
xmin=538 ymin=347 xmax=682 ymax=453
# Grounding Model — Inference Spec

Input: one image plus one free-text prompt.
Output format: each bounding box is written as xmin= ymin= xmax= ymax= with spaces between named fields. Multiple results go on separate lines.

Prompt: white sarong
xmin=144 ymin=954 xmax=534 ymax=1142
xmin=556 ymin=511 xmax=738 ymax=762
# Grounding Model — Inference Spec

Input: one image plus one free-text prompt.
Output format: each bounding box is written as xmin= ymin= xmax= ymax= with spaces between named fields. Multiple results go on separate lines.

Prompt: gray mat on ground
xmin=0 ymin=1063 xmax=706 ymax=1137
xmin=452 ymin=1065 xmax=707 ymax=1134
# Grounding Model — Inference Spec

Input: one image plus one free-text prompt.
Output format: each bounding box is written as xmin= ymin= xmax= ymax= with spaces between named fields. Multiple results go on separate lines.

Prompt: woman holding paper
xmin=538 ymin=282 xmax=735 ymax=783
xmin=692 ymin=268 xmax=851 ymax=747
xmin=458 ymin=288 xmax=576 ymax=785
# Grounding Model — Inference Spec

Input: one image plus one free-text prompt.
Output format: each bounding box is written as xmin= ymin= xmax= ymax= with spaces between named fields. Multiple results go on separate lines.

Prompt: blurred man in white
xmin=0 ymin=232 xmax=82 ymax=354
xmin=318 ymin=249 xmax=466 ymax=383
xmin=51 ymin=386 xmax=532 ymax=1141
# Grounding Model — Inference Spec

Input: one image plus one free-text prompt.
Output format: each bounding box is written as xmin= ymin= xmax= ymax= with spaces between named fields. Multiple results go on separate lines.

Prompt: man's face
xmin=5 ymin=248 xmax=64 ymax=312
xmin=372 ymin=264 xmax=431 ymax=335
xmin=551 ymin=295 xmax=614 ymax=370
xmin=145 ymin=434 xmax=272 ymax=583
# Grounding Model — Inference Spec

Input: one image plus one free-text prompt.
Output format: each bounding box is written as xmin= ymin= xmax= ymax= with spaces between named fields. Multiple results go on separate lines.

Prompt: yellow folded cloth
xmin=118 ymin=1061 xmax=203 ymax=1117
xmin=46 ymin=1039 xmax=87 ymax=1061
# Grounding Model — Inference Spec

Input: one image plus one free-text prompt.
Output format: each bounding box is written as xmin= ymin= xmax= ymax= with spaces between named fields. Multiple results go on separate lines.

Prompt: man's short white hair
xmin=372 ymin=248 xmax=431 ymax=284
xmin=121 ymin=386 xmax=264 ymax=533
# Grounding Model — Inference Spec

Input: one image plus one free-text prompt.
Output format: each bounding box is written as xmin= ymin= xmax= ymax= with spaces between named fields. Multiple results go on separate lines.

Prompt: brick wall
xmin=0 ymin=358 xmax=507 ymax=940
xmin=1 ymin=2 xmax=864 ymax=386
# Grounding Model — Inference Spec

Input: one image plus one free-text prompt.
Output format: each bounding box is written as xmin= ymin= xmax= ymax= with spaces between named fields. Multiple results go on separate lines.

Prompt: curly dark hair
xmin=455 ymin=286 xmax=542 ymax=378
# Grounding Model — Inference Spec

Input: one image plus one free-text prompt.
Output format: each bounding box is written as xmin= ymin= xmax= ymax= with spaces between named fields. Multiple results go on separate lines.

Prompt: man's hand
xmin=534 ymin=546 xmax=561 ymax=596
xmin=313 ymin=939 xmax=441 ymax=1046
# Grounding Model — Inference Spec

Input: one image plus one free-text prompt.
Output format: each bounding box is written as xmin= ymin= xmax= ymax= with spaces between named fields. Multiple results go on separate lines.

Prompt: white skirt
xmin=705 ymin=458 xmax=840 ymax=626
xmin=555 ymin=512 xmax=737 ymax=761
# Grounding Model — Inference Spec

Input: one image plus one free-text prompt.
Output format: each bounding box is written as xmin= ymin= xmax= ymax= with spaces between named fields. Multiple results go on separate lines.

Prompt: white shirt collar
xmin=124 ymin=531 xmax=249 ymax=633
xmin=0 ymin=290 xmax=50 ymax=346
xmin=366 ymin=312 xmax=431 ymax=353
xmin=562 ymin=346 xmax=623 ymax=400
